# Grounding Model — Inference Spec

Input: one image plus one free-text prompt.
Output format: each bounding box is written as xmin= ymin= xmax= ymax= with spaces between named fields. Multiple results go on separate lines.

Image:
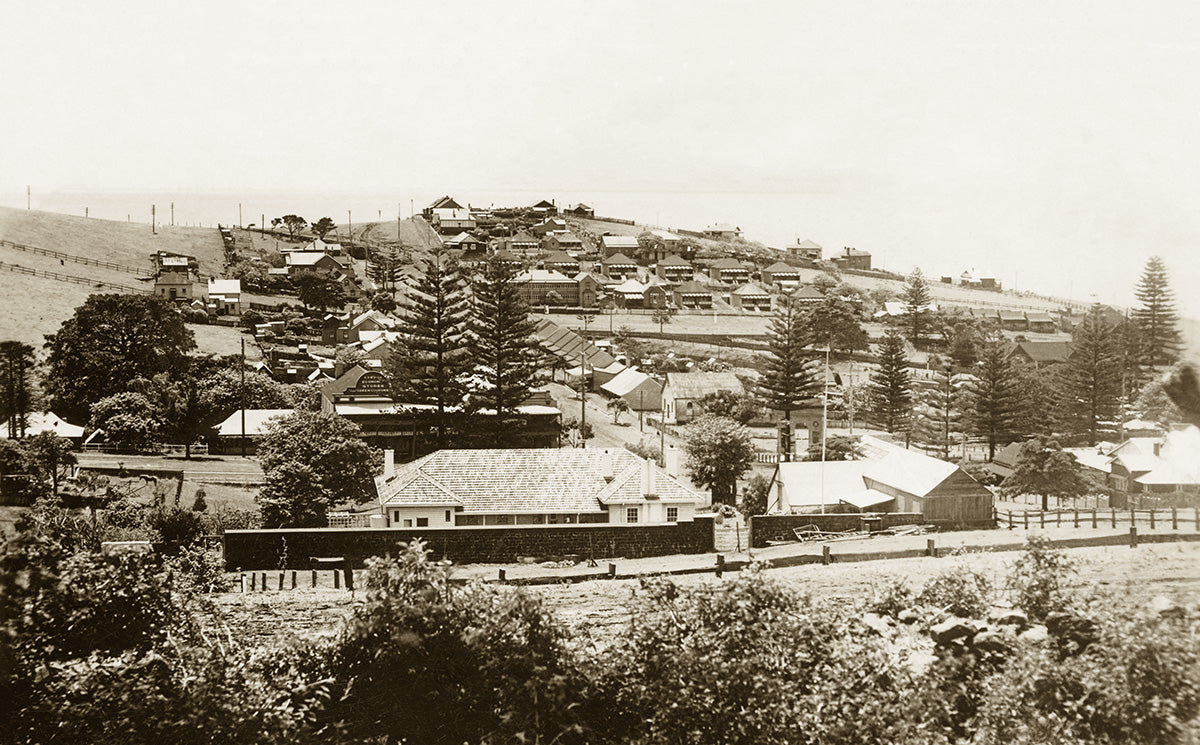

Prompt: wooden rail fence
xmin=0 ymin=238 xmax=148 ymax=275
xmin=996 ymin=507 xmax=1200 ymax=531
xmin=0 ymin=261 xmax=151 ymax=294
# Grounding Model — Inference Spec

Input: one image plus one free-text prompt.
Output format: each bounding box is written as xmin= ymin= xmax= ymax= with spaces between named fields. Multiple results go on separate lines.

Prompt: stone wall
xmin=748 ymin=513 xmax=924 ymax=548
xmin=224 ymin=517 xmax=715 ymax=569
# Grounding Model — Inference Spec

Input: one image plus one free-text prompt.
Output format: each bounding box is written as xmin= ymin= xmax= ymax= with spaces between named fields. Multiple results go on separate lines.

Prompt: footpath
xmin=449 ymin=523 xmax=1200 ymax=585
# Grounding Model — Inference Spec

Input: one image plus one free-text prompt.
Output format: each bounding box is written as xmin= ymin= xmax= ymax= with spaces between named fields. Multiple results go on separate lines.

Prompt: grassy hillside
xmin=0 ymin=206 xmax=225 ymax=277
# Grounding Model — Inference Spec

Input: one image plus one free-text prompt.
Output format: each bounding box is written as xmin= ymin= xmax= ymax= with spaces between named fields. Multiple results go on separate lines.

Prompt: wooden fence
xmin=996 ymin=507 xmax=1200 ymax=531
xmin=0 ymin=261 xmax=151 ymax=294
xmin=0 ymin=238 xmax=148 ymax=274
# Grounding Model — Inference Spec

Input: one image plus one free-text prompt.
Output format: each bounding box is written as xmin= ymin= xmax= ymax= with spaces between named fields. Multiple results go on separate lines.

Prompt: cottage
xmin=491 ymin=249 xmax=524 ymax=271
xmin=600 ymin=235 xmax=640 ymax=258
xmin=531 ymin=218 xmax=568 ymax=237
xmin=654 ymin=254 xmax=693 ymax=283
xmin=0 ymin=411 xmax=85 ymax=444
xmin=375 ymin=447 xmax=702 ymax=527
xmin=1006 ymin=341 xmax=1074 ymax=368
xmin=566 ymin=203 xmax=595 ymax=218
xmin=612 ymin=278 xmax=649 ymax=309
xmin=443 ymin=232 xmax=483 ymax=251
xmin=515 ymin=269 xmax=580 ymax=306
xmin=997 ymin=309 xmax=1028 ymax=331
xmin=600 ymin=367 xmax=663 ymax=412
xmin=574 ymin=272 xmax=605 ymax=308
xmin=642 ymin=280 xmax=671 ymax=309
xmin=831 ymin=247 xmax=872 ymax=271
xmin=543 ymin=250 xmax=581 ymax=276
xmin=493 ymin=230 xmax=540 ymax=255
xmin=529 ymin=199 xmax=558 ymax=216
xmin=431 ymin=208 xmax=476 ymax=234
xmin=672 ymin=281 xmax=713 ymax=310
xmin=789 ymin=285 xmax=826 ymax=306
xmin=534 ymin=318 xmax=618 ymax=372
xmin=789 ymin=239 xmax=822 ymax=263
xmin=285 ymin=251 xmax=342 ymax=276
xmin=154 ymin=270 xmax=193 ymax=302
xmin=729 ymin=283 xmax=772 ymax=312
xmin=206 ymin=278 xmax=242 ymax=315
xmin=422 ymin=196 xmax=463 ymax=219
xmin=541 ymin=231 xmax=584 ymax=253
xmin=702 ymin=222 xmax=741 ymax=240
xmin=602 ymin=253 xmax=639 ymax=281
xmin=760 ymin=261 xmax=802 ymax=286
xmin=1025 ymin=311 xmax=1056 ymax=333
xmin=662 ymin=371 xmax=745 ymax=424
xmin=214 ymin=409 xmax=294 ymax=454
xmin=708 ymin=257 xmax=750 ymax=284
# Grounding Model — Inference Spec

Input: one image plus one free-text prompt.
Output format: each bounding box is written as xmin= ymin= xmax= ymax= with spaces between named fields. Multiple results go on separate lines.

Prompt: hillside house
xmin=612 ymin=278 xmax=649 ymax=309
xmin=643 ymin=280 xmax=671 ymax=309
xmin=152 ymin=252 xmax=197 ymax=276
xmin=574 ymin=272 xmax=605 ymax=308
xmin=529 ymin=199 xmax=558 ymax=216
xmin=541 ymin=231 xmax=584 ymax=253
xmin=214 ymin=408 xmax=294 ymax=455
xmin=673 ymin=281 xmax=713 ymax=310
xmin=789 ymin=239 xmax=822 ymax=263
xmin=1025 ymin=311 xmax=1056 ymax=333
xmin=600 ymin=235 xmax=640 ymax=258
xmin=154 ymin=270 xmax=193 ymax=302
xmin=422 ymin=196 xmax=463 ymax=219
xmin=493 ymin=230 xmax=540 ymax=255
xmin=491 ymin=249 xmax=524 ymax=271
xmin=600 ymin=367 xmax=663 ymax=412
xmin=543 ymin=250 xmax=581 ymax=276
xmin=702 ymin=222 xmax=741 ymax=240
xmin=602 ymin=253 xmax=639 ymax=280
xmin=443 ymin=232 xmax=483 ymax=251
xmin=515 ymin=269 xmax=580 ymax=306
xmin=206 ymin=278 xmax=242 ymax=315
xmin=431 ymin=208 xmax=476 ymax=234
xmin=1006 ymin=340 xmax=1074 ymax=368
xmin=761 ymin=261 xmax=801 ymax=286
xmin=655 ymin=254 xmax=693 ymax=283
xmin=284 ymin=251 xmax=342 ymax=276
xmin=566 ymin=203 xmax=594 ymax=218
xmin=375 ymin=447 xmax=702 ymax=527
xmin=531 ymin=218 xmax=568 ymax=236
xmin=708 ymin=257 xmax=750 ymax=284
xmin=729 ymin=283 xmax=772 ymax=312
xmin=662 ymin=371 xmax=745 ymax=424
xmin=831 ymin=247 xmax=872 ymax=271
xmin=997 ymin=309 xmax=1028 ymax=331
xmin=790 ymin=285 xmax=826 ymax=306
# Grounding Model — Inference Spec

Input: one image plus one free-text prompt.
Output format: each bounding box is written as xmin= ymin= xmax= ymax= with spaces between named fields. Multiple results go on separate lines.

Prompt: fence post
xmin=311 ymin=569 xmax=318 ymax=588
xmin=1040 ymin=510 xmax=1045 ymax=529
xmin=259 ymin=573 xmax=267 ymax=592
xmin=822 ymin=545 xmax=831 ymax=565
xmin=1024 ymin=511 xmax=1029 ymax=529
xmin=498 ymin=569 xmax=506 ymax=582
xmin=1073 ymin=509 xmax=1078 ymax=528
xmin=290 ymin=571 xmax=297 ymax=589
xmin=716 ymin=554 xmax=725 ymax=577
xmin=1111 ymin=509 xmax=1117 ymax=528
xmin=1172 ymin=507 xmax=1178 ymax=530
xmin=240 ymin=573 xmax=246 ymax=593
xmin=608 ymin=562 xmax=617 ymax=579
xmin=278 ymin=572 xmax=284 ymax=591
xmin=250 ymin=572 xmax=256 ymax=591
xmin=1196 ymin=507 xmax=1200 ymax=531
xmin=333 ymin=570 xmax=340 ymax=589
xmin=926 ymin=539 xmax=937 ymax=558
xmin=1130 ymin=509 xmax=1136 ymax=527
xmin=1150 ymin=510 xmax=1156 ymax=529
xmin=1092 ymin=510 xmax=1097 ymax=529
xmin=1129 ymin=526 xmax=1138 ymax=548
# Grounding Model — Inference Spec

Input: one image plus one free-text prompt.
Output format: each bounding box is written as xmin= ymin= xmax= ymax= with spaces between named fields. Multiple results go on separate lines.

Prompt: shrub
xmin=149 ymin=507 xmax=204 ymax=547
xmin=916 ymin=562 xmax=993 ymax=618
xmin=869 ymin=580 xmax=915 ymax=618
xmin=1007 ymin=534 xmax=1076 ymax=620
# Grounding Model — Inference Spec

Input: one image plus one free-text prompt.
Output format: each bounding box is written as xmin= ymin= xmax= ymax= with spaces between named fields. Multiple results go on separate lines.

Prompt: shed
xmin=861 ymin=448 xmax=993 ymax=525
xmin=600 ymin=367 xmax=663 ymax=411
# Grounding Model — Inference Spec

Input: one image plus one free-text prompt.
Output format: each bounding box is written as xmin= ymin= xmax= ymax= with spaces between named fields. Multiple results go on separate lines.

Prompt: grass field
xmin=0 ymin=206 xmax=225 ymax=276
xmin=188 ymin=323 xmax=262 ymax=360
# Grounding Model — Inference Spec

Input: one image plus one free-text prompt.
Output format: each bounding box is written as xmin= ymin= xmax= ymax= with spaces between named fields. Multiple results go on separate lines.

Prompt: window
xmin=392 ymin=510 xmax=400 ymax=524
xmin=403 ymin=519 xmax=413 ymax=527
xmin=666 ymin=507 xmax=678 ymax=523
xmin=416 ymin=517 xmax=429 ymax=527
xmin=445 ymin=510 xmax=452 ymax=522
xmin=626 ymin=507 xmax=639 ymax=524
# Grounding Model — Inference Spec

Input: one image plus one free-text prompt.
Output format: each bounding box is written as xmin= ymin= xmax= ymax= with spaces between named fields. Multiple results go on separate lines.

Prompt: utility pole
xmin=261 ymin=214 xmax=265 ymax=237
xmin=152 ymin=205 xmax=156 ymax=234
xmin=26 ymin=185 xmax=30 ymax=210
xmin=170 ymin=202 xmax=174 ymax=226
xmin=240 ymin=338 xmax=247 ymax=457
xmin=239 ymin=203 xmax=243 ymax=228
xmin=579 ymin=315 xmax=588 ymax=445
xmin=348 ymin=210 xmax=352 ymax=243
xmin=85 ymin=207 xmax=88 ymax=218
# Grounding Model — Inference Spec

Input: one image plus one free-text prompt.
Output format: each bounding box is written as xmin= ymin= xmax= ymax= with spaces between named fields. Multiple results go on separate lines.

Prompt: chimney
xmin=1153 ymin=442 xmax=1162 ymax=457
xmin=664 ymin=444 xmax=680 ymax=478
xmin=641 ymin=458 xmax=657 ymax=498
xmin=601 ymin=449 xmax=614 ymax=482
xmin=383 ymin=449 xmax=395 ymax=479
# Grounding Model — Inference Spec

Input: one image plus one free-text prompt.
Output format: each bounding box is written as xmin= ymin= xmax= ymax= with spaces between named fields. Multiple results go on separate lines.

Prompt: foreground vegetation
xmin=3 ymin=499 xmax=1198 ymax=745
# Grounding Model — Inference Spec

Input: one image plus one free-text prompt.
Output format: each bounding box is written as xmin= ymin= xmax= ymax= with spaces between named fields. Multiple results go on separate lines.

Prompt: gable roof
xmin=613 ymin=278 xmax=648 ymax=294
xmin=516 ymin=269 xmax=574 ymax=283
xmin=428 ymin=195 xmax=463 ymax=210
xmin=657 ymin=254 xmax=692 ymax=267
xmin=544 ymin=250 xmax=579 ymax=264
xmin=215 ymin=409 xmax=294 ymax=437
xmin=0 ymin=411 xmax=85 ymax=439
xmin=285 ymin=251 xmax=336 ymax=267
xmin=665 ymin=371 xmax=745 ymax=399
xmin=710 ymin=257 xmax=747 ymax=269
xmin=764 ymin=261 xmax=799 ymax=273
xmin=796 ymin=239 xmax=822 ymax=249
xmin=772 ymin=461 xmax=872 ymax=510
xmin=601 ymin=367 xmax=660 ymax=397
xmin=377 ymin=448 xmax=700 ymax=513
xmin=862 ymin=448 xmax=961 ymax=497
xmin=603 ymin=252 xmax=638 ymax=266
xmin=791 ymin=285 xmax=825 ymax=300
xmin=1008 ymin=341 xmax=1074 ymax=364
xmin=674 ymin=280 xmax=712 ymax=295
xmin=534 ymin=318 xmax=617 ymax=368
xmin=732 ymin=282 xmax=770 ymax=296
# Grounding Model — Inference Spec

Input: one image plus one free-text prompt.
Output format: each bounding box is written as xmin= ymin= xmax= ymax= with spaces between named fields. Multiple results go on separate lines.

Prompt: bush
xmin=1007 ymin=534 xmax=1076 ymax=620
xmin=149 ymin=507 xmax=204 ymax=547
xmin=916 ymin=562 xmax=993 ymax=618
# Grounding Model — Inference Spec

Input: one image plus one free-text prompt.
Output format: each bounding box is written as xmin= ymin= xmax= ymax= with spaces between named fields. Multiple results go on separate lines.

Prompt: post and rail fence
xmin=995 ymin=507 xmax=1200 ymax=532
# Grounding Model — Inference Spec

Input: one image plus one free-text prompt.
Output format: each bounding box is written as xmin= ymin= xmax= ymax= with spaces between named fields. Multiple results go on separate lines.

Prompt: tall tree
xmin=271 ymin=214 xmax=307 ymax=239
xmin=368 ymin=246 xmax=407 ymax=298
xmin=1113 ymin=314 xmax=1148 ymax=408
xmin=468 ymin=257 xmax=544 ymax=447
xmin=310 ymin=216 xmax=337 ymax=240
xmin=387 ymin=252 xmax=472 ymax=448
xmin=1060 ymin=303 xmax=1122 ymax=445
xmin=911 ymin=358 xmax=967 ymax=460
xmin=757 ymin=294 xmax=819 ymax=419
xmin=89 ymin=392 xmax=162 ymax=451
xmin=1131 ymin=256 xmax=1181 ymax=368
xmin=44 ymin=294 xmax=195 ymax=423
xmin=0 ymin=341 xmax=37 ymax=439
xmin=292 ymin=271 xmax=347 ymax=311
xmin=682 ymin=414 xmax=756 ymax=506
xmin=967 ymin=334 xmax=1023 ymax=460
xmin=902 ymin=267 xmax=933 ymax=343
xmin=23 ymin=432 xmax=76 ymax=499
xmin=867 ymin=328 xmax=913 ymax=434
xmin=805 ymin=295 xmax=868 ymax=357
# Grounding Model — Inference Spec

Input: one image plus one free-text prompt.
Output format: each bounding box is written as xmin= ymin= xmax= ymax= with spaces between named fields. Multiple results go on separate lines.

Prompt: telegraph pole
xmin=152 ymin=205 xmax=156 ymax=234
xmin=579 ymin=316 xmax=588 ymax=445
xmin=170 ymin=202 xmax=174 ymax=226
xmin=26 ymin=185 xmax=30 ymax=210
xmin=239 ymin=203 xmax=243 ymax=228
xmin=240 ymin=338 xmax=247 ymax=457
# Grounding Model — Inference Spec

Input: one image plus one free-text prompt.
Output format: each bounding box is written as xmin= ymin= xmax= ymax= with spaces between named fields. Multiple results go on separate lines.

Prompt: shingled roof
xmin=665 ymin=371 xmax=745 ymax=399
xmin=376 ymin=448 xmax=700 ymax=513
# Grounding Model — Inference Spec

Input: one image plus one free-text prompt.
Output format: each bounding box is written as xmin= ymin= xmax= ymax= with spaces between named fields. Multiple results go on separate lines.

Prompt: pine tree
xmin=368 ymin=245 xmax=407 ymax=297
xmin=911 ymin=358 xmax=967 ymax=460
xmin=966 ymin=334 xmax=1022 ymax=460
xmin=805 ymin=295 xmax=869 ymax=357
xmin=468 ymin=257 xmax=545 ymax=447
xmin=1132 ymin=256 xmax=1181 ymax=369
xmin=0 ymin=341 xmax=37 ymax=439
xmin=868 ymin=328 xmax=913 ymax=434
xmin=387 ymin=251 xmax=472 ymax=448
xmin=902 ymin=267 xmax=933 ymax=343
xmin=1060 ymin=303 xmax=1122 ymax=445
xmin=756 ymin=294 xmax=819 ymax=419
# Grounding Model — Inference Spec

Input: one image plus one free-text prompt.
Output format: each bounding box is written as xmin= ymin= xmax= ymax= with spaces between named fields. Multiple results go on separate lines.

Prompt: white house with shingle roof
xmin=375 ymin=448 xmax=703 ymax=527
xmin=662 ymin=371 xmax=745 ymax=424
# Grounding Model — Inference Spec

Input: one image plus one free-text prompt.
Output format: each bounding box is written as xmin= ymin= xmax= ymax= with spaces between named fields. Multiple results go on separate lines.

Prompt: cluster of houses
xmin=151 ymin=250 xmax=243 ymax=317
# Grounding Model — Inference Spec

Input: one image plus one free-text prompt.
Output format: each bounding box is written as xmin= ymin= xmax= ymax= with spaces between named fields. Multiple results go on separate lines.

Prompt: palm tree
xmin=608 ymin=398 xmax=630 ymax=424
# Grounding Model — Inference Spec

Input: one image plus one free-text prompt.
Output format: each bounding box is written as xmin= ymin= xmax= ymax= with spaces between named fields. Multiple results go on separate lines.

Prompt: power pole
xmin=239 ymin=203 xmax=243 ymax=228
xmin=152 ymin=205 xmax=156 ymax=234
xmin=26 ymin=185 xmax=30 ymax=210
xmin=170 ymin=202 xmax=174 ymax=226
xmin=579 ymin=316 xmax=588 ymax=446
xmin=240 ymin=337 xmax=247 ymax=457
xmin=348 ymin=210 xmax=352 ymax=244
xmin=261 ymin=214 xmax=265 ymax=237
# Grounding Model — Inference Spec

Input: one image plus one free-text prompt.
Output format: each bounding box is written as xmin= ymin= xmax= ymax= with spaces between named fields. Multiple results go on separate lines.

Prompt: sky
xmin=3 ymin=1 xmax=1200 ymax=314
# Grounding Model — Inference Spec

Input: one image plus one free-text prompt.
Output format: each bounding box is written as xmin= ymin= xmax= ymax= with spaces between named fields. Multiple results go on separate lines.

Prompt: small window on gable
xmin=626 ymin=507 xmax=639 ymax=524
xmin=667 ymin=507 xmax=678 ymax=523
